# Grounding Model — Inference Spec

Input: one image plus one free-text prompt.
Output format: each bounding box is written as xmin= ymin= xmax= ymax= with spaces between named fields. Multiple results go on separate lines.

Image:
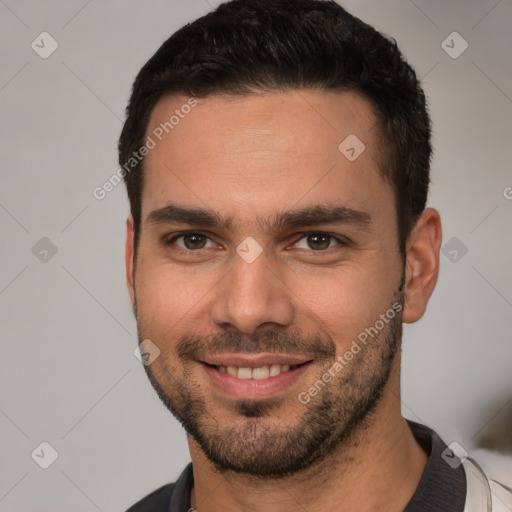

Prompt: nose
xmin=210 ymin=247 xmax=295 ymax=334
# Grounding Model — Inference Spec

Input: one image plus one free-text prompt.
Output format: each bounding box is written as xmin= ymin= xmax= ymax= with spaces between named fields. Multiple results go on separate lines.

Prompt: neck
xmin=188 ymin=366 xmax=427 ymax=512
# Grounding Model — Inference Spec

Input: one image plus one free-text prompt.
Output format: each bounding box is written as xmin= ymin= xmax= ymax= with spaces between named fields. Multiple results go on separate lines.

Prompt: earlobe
xmin=402 ymin=208 xmax=442 ymax=324
xmin=125 ymin=215 xmax=135 ymax=306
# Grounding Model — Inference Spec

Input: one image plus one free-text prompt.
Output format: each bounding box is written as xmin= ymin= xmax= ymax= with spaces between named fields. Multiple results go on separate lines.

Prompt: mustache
xmin=177 ymin=329 xmax=336 ymax=362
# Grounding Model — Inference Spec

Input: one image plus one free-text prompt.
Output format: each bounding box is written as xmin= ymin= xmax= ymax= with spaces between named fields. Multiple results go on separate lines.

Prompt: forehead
xmin=141 ymin=89 xmax=393 ymax=231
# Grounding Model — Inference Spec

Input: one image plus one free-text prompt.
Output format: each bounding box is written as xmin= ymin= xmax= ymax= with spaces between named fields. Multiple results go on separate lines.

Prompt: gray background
xmin=1 ymin=0 xmax=511 ymax=510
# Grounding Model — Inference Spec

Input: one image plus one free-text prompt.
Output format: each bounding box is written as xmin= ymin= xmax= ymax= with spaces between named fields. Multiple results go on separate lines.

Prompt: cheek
xmin=134 ymin=259 xmax=216 ymax=335
xmin=292 ymin=261 xmax=399 ymax=342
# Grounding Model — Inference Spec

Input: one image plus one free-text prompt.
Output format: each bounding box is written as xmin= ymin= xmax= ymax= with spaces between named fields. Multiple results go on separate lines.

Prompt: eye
xmin=166 ymin=232 xmax=216 ymax=251
xmin=294 ymin=232 xmax=345 ymax=251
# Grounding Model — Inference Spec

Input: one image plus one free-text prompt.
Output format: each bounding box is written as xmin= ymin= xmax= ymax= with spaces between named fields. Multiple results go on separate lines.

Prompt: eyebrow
xmin=146 ymin=203 xmax=372 ymax=233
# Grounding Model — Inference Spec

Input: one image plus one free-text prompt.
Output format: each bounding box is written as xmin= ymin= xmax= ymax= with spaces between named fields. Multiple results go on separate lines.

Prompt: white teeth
xmin=226 ymin=366 xmax=238 ymax=377
xmin=269 ymin=364 xmax=281 ymax=376
xmin=237 ymin=367 xmax=252 ymax=379
xmin=217 ymin=364 xmax=297 ymax=379
xmin=252 ymin=366 xmax=270 ymax=379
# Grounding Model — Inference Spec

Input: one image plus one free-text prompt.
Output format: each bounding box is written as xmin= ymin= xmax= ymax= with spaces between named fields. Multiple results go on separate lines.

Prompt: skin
xmin=125 ymin=89 xmax=442 ymax=511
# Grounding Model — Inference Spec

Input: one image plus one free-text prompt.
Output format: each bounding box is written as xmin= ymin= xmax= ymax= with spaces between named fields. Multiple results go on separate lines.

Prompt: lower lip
xmin=200 ymin=362 xmax=312 ymax=400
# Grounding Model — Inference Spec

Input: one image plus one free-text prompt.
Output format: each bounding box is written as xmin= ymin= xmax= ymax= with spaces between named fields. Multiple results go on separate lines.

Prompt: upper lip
xmin=201 ymin=353 xmax=312 ymax=367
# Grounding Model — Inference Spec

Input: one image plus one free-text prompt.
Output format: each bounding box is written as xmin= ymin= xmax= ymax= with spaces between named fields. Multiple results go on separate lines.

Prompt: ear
xmin=402 ymin=208 xmax=442 ymax=324
xmin=125 ymin=215 xmax=135 ymax=306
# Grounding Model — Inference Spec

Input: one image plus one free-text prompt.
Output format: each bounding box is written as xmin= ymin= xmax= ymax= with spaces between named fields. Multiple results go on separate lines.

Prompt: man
xmin=120 ymin=1 xmax=512 ymax=510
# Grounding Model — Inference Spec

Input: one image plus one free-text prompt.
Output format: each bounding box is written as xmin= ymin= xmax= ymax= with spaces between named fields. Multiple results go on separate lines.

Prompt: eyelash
xmin=164 ymin=231 xmax=348 ymax=252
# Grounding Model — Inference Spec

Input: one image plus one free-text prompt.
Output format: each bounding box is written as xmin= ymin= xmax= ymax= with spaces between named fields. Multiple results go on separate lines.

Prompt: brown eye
xmin=166 ymin=232 xmax=214 ymax=251
xmin=181 ymin=233 xmax=207 ymax=250
xmin=295 ymin=232 xmax=342 ymax=251
xmin=306 ymin=234 xmax=331 ymax=250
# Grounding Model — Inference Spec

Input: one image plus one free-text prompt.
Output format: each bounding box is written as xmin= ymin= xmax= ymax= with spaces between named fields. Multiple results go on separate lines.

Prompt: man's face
xmin=127 ymin=90 xmax=405 ymax=476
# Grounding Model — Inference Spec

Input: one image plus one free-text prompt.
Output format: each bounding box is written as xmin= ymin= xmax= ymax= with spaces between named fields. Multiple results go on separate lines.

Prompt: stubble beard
xmin=136 ymin=291 xmax=403 ymax=479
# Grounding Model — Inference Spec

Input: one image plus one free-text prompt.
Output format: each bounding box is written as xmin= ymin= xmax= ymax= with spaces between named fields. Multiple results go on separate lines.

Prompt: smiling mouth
xmin=202 ymin=362 xmax=310 ymax=380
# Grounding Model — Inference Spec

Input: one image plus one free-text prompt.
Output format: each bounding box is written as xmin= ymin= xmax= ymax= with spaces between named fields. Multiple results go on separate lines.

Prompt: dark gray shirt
xmin=126 ymin=420 xmax=466 ymax=511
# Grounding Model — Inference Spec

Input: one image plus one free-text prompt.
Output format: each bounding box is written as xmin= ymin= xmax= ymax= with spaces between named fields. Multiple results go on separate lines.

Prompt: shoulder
xmin=490 ymin=479 xmax=512 ymax=511
xmin=125 ymin=483 xmax=175 ymax=512
xmin=125 ymin=462 xmax=194 ymax=512
xmin=463 ymin=457 xmax=512 ymax=512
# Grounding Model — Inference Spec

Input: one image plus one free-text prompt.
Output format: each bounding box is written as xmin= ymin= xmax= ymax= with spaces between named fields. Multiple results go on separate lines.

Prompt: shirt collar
xmin=166 ymin=420 xmax=467 ymax=511
xmin=403 ymin=420 xmax=466 ymax=511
